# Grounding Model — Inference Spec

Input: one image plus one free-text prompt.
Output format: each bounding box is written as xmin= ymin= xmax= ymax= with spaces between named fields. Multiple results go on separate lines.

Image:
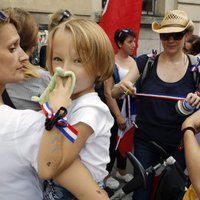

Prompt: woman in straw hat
xmin=112 ymin=10 xmax=200 ymax=200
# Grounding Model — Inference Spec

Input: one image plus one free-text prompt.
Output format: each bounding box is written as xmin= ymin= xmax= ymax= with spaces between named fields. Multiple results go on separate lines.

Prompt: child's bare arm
xmin=54 ymin=159 xmax=109 ymax=200
xmin=38 ymin=119 xmax=93 ymax=179
xmin=37 ymin=76 xmax=91 ymax=179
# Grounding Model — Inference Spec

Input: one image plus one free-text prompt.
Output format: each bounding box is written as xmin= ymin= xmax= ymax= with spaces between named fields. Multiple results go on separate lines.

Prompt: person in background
xmin=184 ymin=34 xmax=200 ymax=56
xmin=48 ymin=9 xmax=72 ymax=31
xmin=39 ymin=9 xmax=73 ymax=69
xmin=0 ymin=10 xmax=110 ymax=200
xmin=2 ymin=7 xmax=51 ymax=111
xmin=38 ymin=18 xmax=115 ymax=200
xmin=111 ymin=10 xmax=200 ymax=200
xmin=104 ymin=28 xmax=136 ymax=190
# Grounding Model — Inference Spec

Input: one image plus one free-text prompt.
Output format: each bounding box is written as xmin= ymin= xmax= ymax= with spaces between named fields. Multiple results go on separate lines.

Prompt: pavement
xmin=107 ymin=158 xmax=134 ymax=200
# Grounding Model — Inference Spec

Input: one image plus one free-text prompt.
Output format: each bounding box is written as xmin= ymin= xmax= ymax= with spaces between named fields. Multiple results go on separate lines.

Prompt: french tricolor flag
xmin=41 ymin=102 xmax=78 ymax=143
xmin=56 ymin=123 xmax=78 ymax=143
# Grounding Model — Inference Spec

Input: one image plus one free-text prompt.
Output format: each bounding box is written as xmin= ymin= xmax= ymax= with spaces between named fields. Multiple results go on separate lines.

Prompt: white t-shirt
xmin=0 ymin=105 xmax=45 ymax=200
xmin=67 ymin=92 xmax=114 ymax=182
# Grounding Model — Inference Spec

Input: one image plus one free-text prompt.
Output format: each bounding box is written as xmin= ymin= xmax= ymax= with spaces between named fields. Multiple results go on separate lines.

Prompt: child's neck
xmin=72 ymin=87 xmax=94 ymax=100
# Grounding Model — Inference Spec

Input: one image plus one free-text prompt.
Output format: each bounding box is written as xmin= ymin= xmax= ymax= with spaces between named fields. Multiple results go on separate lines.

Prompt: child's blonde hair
xmin=47 ymin=18 xmax=115 ymax=82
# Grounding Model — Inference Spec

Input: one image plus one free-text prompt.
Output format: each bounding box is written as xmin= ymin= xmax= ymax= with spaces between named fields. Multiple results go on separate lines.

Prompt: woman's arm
xmin=104 ymin=77 xmax=126 ymax=130
xmin=54 ymin=159 xmax=109 ymax=200
xmin=111 ymin=61 xmax=139 ymax=99
xmin=182 ymin=110 xmax=200 ymax=198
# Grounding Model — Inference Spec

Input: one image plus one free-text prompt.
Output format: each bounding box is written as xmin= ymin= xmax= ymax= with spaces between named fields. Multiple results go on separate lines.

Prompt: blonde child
xmin=38 ymin=18 xmax=115 ymax=199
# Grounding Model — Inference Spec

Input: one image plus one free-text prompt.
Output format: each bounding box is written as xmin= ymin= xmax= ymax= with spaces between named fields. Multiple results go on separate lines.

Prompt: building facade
xmin=1 ymin=0 xmax=200 ymax=55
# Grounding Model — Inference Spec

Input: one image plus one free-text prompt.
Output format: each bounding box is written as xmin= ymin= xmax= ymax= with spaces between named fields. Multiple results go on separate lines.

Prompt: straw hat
xmin=152 ymin=10 xmax=194 ymax=34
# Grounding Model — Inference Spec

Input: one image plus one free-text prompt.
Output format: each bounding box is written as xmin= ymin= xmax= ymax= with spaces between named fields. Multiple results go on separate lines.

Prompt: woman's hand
xmin=112 ymin=80 xmax=137 ymax=98
xmin=116 ymin=114 xmax=126 ymax=131
xmin=186 ymin=92 xmax=200 ymax=109
xmin=120 ymin=80 xmax=136 ymax=95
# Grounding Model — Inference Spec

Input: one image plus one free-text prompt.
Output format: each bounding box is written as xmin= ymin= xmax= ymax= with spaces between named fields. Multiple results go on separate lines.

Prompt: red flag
xmin=115 ymin=96 xmax=136 ymax=157
xmin=118 ymin=127 xmax=135 ymax=158
xmin=99 ymin=0 xmax=143 ymax=55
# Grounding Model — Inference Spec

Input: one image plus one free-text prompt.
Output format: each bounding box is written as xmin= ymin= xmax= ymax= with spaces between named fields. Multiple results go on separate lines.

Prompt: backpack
xmin=154 ymin=161 xmax=187 ymax=200
xmin=139 ymin=50 xmax=200 ymax=91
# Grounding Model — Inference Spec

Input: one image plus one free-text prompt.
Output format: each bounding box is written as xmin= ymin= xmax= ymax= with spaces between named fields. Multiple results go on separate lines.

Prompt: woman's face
xmin=120 ymin=35 xmax=136 ymax=55
xmin=51 ymin=29 xmax=95 ymax=99
xmin=160 ymin=31 xmax=186 ymax=54
xmin=0 ymin=23 xmax=28 ymax=87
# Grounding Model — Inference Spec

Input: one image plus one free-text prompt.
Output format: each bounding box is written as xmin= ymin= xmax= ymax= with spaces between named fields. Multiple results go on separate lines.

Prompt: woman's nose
xmin=19 ymin=47 xmax=29 ymax=62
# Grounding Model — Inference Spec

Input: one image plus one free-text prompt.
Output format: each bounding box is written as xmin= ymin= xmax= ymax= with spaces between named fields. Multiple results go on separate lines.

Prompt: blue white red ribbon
xmin=135 ymin=93 xmax=185 ymax=101
xmin=41 ymin=102 xmax=78 ymax=143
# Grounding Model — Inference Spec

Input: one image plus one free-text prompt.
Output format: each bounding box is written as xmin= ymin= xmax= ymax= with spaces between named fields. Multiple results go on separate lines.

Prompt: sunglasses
xmin=58 ymin=10 xmax=72 ymax=24
xmin=118 ymin=29 xmax=134 ymax=39
xmin=0 ymin=10 xmax=7 ymax=21
xmin=160 ymin=31 xmax=186 ymax=41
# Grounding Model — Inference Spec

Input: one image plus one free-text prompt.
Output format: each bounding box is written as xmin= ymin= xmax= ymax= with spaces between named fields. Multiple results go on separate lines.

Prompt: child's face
xmin=51 ymin=29 xmax=95 ymax=99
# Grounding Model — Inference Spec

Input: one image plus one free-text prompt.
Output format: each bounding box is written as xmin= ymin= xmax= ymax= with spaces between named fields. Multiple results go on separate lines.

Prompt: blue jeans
xmin=132 ymin=137 xmax=185 ymax=200
xmin=43 ymin=180 xmax=77 ymax=200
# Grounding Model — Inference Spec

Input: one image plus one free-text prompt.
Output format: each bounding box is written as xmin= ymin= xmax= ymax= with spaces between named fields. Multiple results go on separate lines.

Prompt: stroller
xmin=110 ymin=141 xmax=188 ymax=200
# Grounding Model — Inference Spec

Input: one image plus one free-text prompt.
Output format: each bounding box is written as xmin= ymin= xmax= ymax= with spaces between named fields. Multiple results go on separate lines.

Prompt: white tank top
xmin=116 ymin=65 xmax=129 ymax=80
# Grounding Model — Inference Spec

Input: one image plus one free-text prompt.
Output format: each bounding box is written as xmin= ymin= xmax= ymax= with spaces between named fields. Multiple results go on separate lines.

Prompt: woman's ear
xmin=118 ymin=41 xmax=123 ymax=48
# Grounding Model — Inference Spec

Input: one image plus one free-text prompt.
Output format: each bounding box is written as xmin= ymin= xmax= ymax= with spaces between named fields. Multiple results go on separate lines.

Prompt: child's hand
xmin=48 ymin=76 xmax=72 ymax=112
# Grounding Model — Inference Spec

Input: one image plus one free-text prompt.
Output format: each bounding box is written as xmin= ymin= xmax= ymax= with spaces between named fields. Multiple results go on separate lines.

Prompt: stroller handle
xmin=121 ymin=152 xmax=147 ymax=194
xmin=149 ymin=141 xmax=169 ymax=159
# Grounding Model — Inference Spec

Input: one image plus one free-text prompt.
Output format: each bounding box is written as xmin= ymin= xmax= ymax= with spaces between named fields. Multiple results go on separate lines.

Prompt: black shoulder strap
xmin=140 ymin=49 xmax=158 ymax=86
xmin=113 ymin=64 xmax=120 ymax=84
xmin=2 ymin=89 xmax=16 ymax=109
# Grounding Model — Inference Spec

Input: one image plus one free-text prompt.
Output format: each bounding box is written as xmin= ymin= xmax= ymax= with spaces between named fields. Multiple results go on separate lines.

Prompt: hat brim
xmin=152 ymin=20 xmax=194 ymax=34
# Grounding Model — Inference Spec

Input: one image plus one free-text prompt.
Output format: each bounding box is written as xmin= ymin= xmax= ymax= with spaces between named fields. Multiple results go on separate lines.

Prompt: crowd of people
xmin=0 ymin=5 xmax=200 ymax=200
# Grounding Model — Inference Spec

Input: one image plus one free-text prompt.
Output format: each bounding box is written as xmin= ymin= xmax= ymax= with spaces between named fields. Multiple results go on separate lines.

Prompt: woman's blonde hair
xmin=4 ymin=7 xmax=39 ymax=79
xmin=47 ymin=18 xmax=115 ymax=82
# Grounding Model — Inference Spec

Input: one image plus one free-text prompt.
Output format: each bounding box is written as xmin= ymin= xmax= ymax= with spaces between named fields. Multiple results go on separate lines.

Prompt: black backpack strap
xmin=2 ymin=89 xmax=16 ymax=109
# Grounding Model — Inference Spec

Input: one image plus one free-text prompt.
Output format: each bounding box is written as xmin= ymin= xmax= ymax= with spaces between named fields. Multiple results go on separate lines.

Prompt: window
xmin=102 ymin=0 xmax=107 ymax=9
xmin=142 ymin=0 xmax=156 ymax=15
